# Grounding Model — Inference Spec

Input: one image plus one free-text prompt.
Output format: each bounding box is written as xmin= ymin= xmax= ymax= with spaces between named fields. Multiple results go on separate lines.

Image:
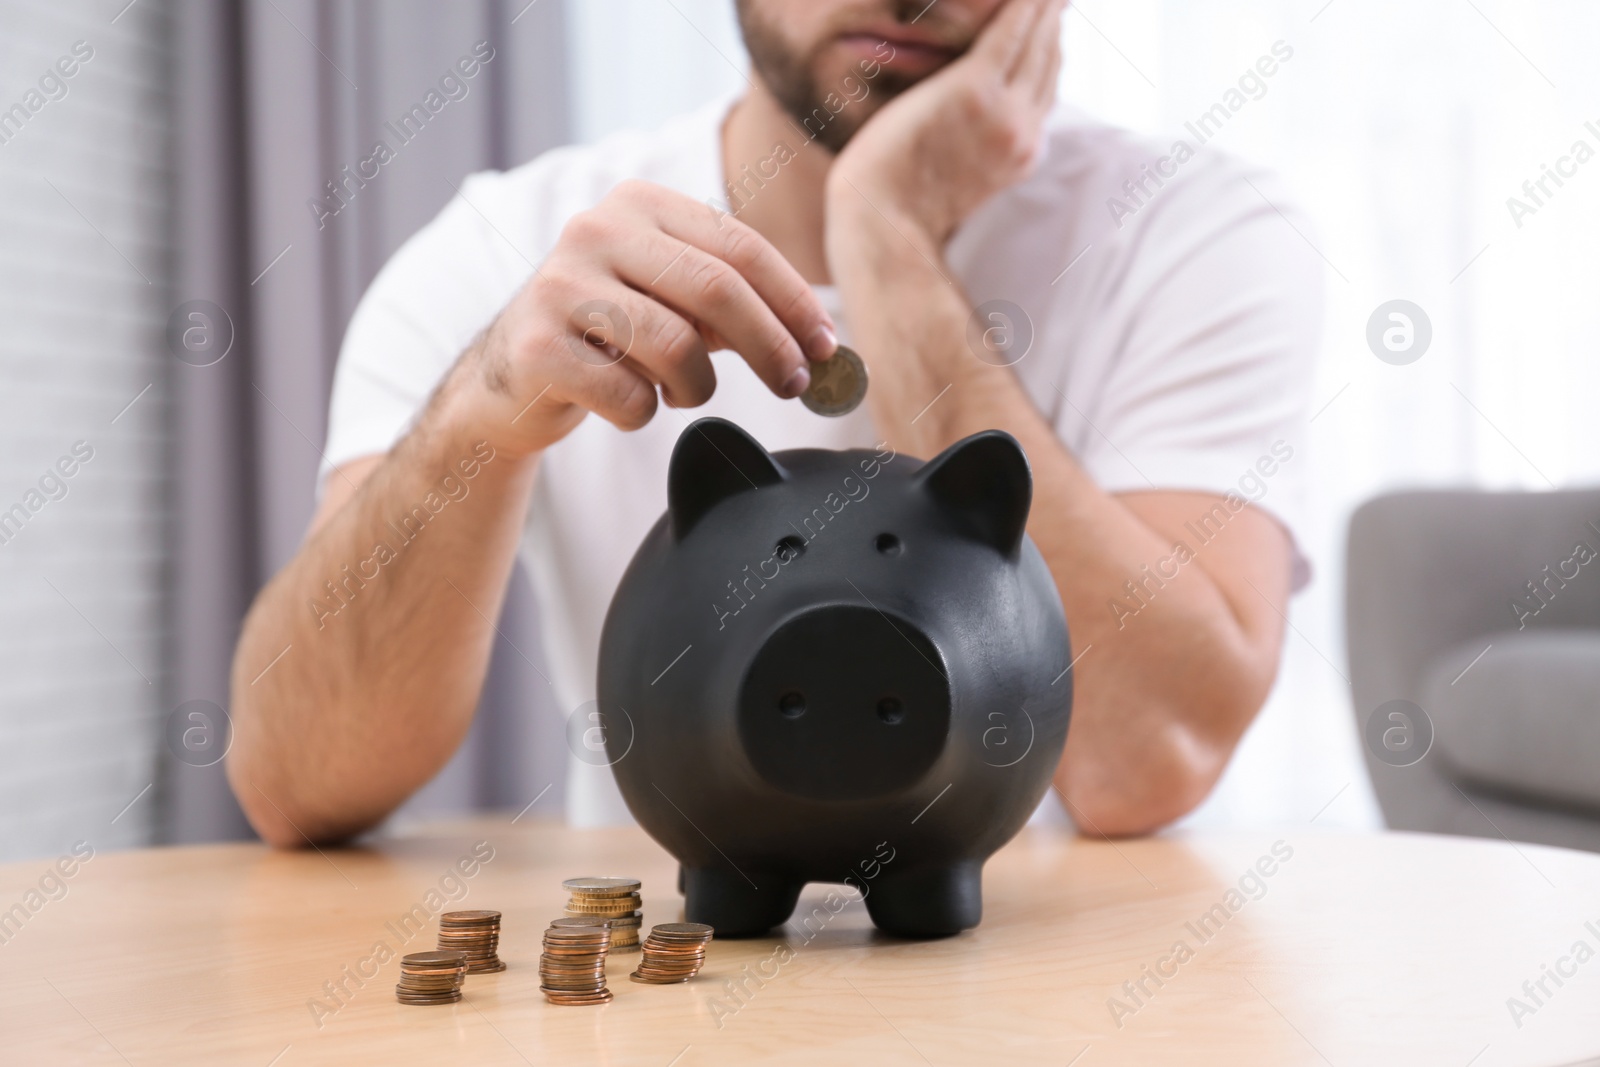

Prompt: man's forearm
xmin=828 ymin=202 xmax=1281 ymax=834
xmin=228 ymin=364 xmax=539 ymax=847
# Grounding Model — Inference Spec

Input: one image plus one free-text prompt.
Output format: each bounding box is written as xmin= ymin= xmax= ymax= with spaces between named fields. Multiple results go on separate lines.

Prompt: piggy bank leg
xmin=862 ymin=862 xmax=982 ymax=937
xmin=683 ymin=866 xmax=801 ymax=937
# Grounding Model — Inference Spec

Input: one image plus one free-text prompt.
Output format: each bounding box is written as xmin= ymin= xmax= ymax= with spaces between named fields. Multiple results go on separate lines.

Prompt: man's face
xmin=734 ymin=0 xmax=1005 ymax=153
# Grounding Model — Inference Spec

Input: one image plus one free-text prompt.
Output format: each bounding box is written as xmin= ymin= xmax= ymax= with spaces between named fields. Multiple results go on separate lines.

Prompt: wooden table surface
xmin=4 ymin=817 xmax=1600 ymax=1066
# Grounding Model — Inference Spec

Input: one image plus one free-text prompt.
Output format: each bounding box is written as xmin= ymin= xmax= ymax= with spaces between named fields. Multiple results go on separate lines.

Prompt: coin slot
xmin=778 ymin=691 xmax=807 ymax=719
xmin=775 ymin=535 xmax=806 ymax=562
xmin=877 ymin=696 xmax=904 ymax=724
xmin=875 ymin=532 xmax=902 ymax=556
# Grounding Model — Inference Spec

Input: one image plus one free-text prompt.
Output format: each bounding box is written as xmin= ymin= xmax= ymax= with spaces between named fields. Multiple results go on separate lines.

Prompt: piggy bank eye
xmin=874 ymin=533 xmax=902 ymax=556
xmin=778 ymin=691 xmax=806 ymax=719
xmin=775 ymin=535 xmax=806 ymax=562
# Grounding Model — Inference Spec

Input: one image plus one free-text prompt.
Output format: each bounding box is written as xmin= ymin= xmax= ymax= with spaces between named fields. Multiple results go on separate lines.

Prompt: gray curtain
xmin=163 ymin=0 xmax=571 ymax=843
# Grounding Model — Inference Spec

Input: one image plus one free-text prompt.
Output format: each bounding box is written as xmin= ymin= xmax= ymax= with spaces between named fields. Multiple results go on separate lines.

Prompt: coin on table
xmin=396 ymin=993 xmax=462 ymax=1005
xmin=801 ymin=344 xmax=867 ymax=417
xmin=543 ymin=991 xmax=614 ymax=1005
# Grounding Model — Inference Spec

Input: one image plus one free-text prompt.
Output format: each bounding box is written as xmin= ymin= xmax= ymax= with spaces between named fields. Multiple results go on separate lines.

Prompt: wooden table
xmin=4 ymin=819 xmax=1600 ymax=1066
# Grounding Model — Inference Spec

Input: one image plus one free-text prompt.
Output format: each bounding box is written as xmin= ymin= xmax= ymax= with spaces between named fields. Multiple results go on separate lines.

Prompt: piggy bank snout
xmin=737 ymin=603 xmax=952 ymax=802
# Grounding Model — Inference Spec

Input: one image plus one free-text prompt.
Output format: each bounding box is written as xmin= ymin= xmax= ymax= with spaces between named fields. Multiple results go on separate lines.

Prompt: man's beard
xmin=734 ymin=1 xmax=939 ymax=154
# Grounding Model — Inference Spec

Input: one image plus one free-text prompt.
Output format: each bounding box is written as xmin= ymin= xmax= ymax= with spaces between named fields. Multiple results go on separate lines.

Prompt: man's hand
xmin=229 ymin=178 xmax=839 ymax=846
xmin=458 ymin=179 xmax=838 ymax=459
xmin=826 ymin=0 xmax=1065 ymax=251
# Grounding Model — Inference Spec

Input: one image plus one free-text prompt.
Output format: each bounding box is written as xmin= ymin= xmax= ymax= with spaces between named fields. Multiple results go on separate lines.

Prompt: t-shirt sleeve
xmin=1062 ymin=158 xmax=1324 ymax=589
xmin=320 ymin=171 xmax=537 ymax=489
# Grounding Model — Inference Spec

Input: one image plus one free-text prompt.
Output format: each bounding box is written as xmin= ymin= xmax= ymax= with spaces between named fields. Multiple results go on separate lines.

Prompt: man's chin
xmin=781 ymin=60 xmax=916 ymax=151
xmin=783 ymin=103 xmax=873 ymax=156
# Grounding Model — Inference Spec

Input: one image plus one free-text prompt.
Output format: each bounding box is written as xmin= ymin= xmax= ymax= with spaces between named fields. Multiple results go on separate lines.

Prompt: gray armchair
xmin=1346 ymin=488 xmax=1600 ymax=852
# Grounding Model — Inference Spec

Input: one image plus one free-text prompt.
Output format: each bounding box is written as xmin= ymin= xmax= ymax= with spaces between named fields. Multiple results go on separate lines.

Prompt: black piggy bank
xmin=597 ymin=418 xmax=1071 ymax=937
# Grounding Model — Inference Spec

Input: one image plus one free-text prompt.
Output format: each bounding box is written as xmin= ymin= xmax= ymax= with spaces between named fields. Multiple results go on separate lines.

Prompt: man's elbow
xmin=250 ymin=812 xmax=310 ymax=851
xmin=1061 ymin=687 xmax=1263 ymax=837
xmin=225 ymin=753 xmax=312 ymax=848
xmin=1063 ymin=752 xmax=1220 ymax=838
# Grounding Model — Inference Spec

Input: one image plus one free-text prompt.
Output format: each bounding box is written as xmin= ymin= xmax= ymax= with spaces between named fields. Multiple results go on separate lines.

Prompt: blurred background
xmin=2 ymin=0 xmax=1597 ymax=863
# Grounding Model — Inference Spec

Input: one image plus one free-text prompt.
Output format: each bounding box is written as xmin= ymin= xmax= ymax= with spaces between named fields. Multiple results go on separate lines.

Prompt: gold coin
xmin=562 ymin=877 xmax=642 ymax=895
xmin=801 ymin=344 xmax=867 ymax=417
xmin=563 ymin=902 xmax=636 ymax=921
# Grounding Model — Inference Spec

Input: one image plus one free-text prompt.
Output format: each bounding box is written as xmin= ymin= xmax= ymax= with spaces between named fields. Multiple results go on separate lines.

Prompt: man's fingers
xmin=545 ymin=333 xmax=660 ymax=432
xmin=1034 ymin=29 xmax=1063 ymax=106
xmin=620 ymin=183 xmax=836 ymax=376
xmin=974 ymin=0 xmax=1051 ymax=74
xmin=608 ymin=227 xmax=813 ymax=399
xmin=1011 ymin=0 xmax=1065 ymax=88
xmin=559 ymin=281 xmax=716 ymax=414
xmin=661 ymin=204 xmax=836 ymax=376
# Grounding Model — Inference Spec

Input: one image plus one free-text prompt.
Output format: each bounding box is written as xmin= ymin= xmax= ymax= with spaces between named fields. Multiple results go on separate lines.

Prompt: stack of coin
xmin=394 ymin=950 xmax=467 ymax=1005
xmin=629 ymin=923 xmax=715 ymax=984
xmin=563 ymin=877 xmax=642 ymax=951
xmin=436 ymin=910 xmax=506 ymax=974
xmin=538 ymin=924 xmax=612 ymax=1006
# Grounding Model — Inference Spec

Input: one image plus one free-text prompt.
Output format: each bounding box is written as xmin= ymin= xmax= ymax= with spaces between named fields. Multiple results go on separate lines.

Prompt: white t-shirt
xmin=324 ymin=93 xmax=1322 ymax=827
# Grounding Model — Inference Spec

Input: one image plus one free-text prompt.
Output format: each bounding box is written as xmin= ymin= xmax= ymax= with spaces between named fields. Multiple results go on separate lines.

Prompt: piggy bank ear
xmin=669 ymin=417 xmax=787 ymax=539
xmin=915 ymin=430 xmax=1032 ymax=557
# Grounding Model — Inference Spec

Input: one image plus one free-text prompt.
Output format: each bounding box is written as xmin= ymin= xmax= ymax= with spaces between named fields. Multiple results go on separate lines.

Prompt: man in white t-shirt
xmin=227 ymin=0 xmax=1320 ymax=845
